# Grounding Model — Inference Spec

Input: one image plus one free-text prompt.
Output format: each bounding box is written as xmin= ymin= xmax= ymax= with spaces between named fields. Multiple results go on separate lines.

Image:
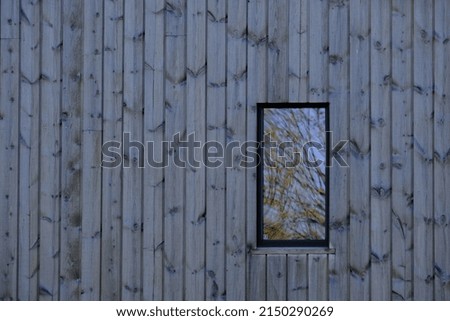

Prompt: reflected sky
xmin=263 ymin=107 xmax=326 ymax=241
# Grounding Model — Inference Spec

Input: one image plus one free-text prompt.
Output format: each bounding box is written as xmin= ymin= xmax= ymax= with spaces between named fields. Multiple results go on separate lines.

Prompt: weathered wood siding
xmin=0 ymin=0 xmax=449 ymax=300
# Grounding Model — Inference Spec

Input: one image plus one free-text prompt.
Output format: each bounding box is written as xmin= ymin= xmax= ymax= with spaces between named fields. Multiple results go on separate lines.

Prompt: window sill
xmin=251 ymin=247 xmax=335 ymax=255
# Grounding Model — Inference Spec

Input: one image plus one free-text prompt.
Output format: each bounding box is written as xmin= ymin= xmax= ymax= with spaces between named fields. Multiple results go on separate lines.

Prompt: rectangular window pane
xmin=258 ymin=103 xmax=329 ymax=247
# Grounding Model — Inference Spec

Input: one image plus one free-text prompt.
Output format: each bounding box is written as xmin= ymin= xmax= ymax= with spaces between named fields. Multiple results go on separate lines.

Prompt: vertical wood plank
xmin=247 ymin=0 xmax=267 ymax=257
xmin=267 ymin=255 xmax=287 ymax=300
xmin=225 ymin=0 xmax=247 ymax=300
xmin=80 ymin=0 xmax=103 ymax=301
xmin=142 ymin=0 xmax=165 ymax=301
xmin=101 ymin=0 xmax=123 ymax=301
xmin=391 ymin=0 xmax=413 ymax=301
xmin=299 ymin=0 xmax=309 ymax=100
xmin=267 ymin=0 xmax=288 ymax=102
xmin=185 ymin=0 xmax=207 ymax=300
xmin=370 ymin=0 xmax=392 ymax=301
xmin=433 ymin=0 xmax=450 ymax=301
xmin=288 ymin=0 xmax=300 ymax=103
xmin=0 ymin=0 xmax=19 ymax=38
xmin=247 ymin=0 xmax=267 ymax=301
xmin=205 ymin=0 xmax=227 ymax=301
xmin=287 ymin=255 xmax=308 ymax=300
xmin=349 ymin=0 xmax=371 ymax=301
xmin=309 ymin=0 xmax=328 ymax=103
xmin=328 ymin=0 xmax=350 ymax=301
xmin=308 ymin=254 xmax=328 ymax=300
xmin=0 ymin=0 xmax=19 ymax=301
xmin=248 ymin=255 xmax=266 ymax=300
xmin=18 ymin=0 xmax=40 ymax=301
xmin=164 ymin=0 xmax=186 ymax=300
xmin=59 ymin=0 xmax=82 ymax=301
xmin=413 ymin=0 xmax=434 ymax=301
xmin=39 ymin=0 xmax=62 ymax=301
xmin=122 ymin=0 xmax=144 ymax=300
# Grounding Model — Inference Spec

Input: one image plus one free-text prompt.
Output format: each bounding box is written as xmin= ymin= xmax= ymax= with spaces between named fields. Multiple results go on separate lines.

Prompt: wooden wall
xmin=0 ymin=0 xmax=449 ymax=301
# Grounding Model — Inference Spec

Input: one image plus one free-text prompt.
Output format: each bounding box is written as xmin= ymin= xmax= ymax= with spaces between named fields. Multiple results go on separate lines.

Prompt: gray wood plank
xmin=0 ymin=35 xmax=19 ymax=301
xmin=308 ymin=254 xmax=328 ymax=300
xmin=370 ymin=0 xmax=392 ymax=301
xmin=185 ymin=0 xmax=207 ymax=300
xmin=349 ymin=0 xmax=371 ymax=301
xmin=18 ymin=0 xmax=40 ymax=301
xmin=39 ymin=0 xmax=62 ymax=300
xmin=288 ymin=0 xmax=300 ymax=103
xmin=268 ymin=0 xmax=288 ymax=102
xmin=248 ymin=254 xmax=266 ymax=300
xmin=247 ymin=0 xmax=267 ymax=251
xmin=328 ymin=0 xmax=350 ymax=301
xmin=299 ymin=0 xmax=309 ymax=100
xmin=122 ymin=0 xmax=144 ymax=300
xmin=101 ymin=0 xmax=124 ymax=301
xmin=287 ymin=255 xmax=308 ymax=300
xmin=164 ymin=0 xmax=186 ymax=300
xmin=225 ymin=0 xmax=247 ymax=300
xmin=142 ymin=0 xmax=165 ymax=301
xmin=246 ymin=0 xmax=267 ymax=301
xmin=391 ymin=0 xmax=413 ymax=301
xmin=413 ymin=0 xmax=434 ymax=300
xmin=309 ymin=0 xmax=328 ymax=103
xmin=205 ymin=0 xmax=227 ymax=301
xmin=0 ymin=0 xmax=19 ymax=39
xmin=59 ymin=0 xmax=82 ymax=301
xmin=80 ymin=0 xmax=103 ymax=301
xmin=267 ymin=255 xmax=287 ymax=300
xmin=433 ymin=0 xmax=450 ymax=301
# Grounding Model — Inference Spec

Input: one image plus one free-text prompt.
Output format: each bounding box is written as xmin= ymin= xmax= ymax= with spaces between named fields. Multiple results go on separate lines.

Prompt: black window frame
xmin=256 ymin=102 xmax=330 ymax=248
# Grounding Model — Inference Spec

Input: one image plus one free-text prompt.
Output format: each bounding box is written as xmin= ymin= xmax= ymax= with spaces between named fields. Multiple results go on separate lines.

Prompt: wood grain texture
xmin=287 ymin=255 xmax=308 ymax=300
xmin=247 ymin=0 xmax=267 ymax=300
xmin=101 ymin=0 xmax=124 ymax=301
xmin=80 ymin=0 xmax=103 ymax=301
xmin=225 ymin=0 xmax=247 ymax=300
xmin=247 ymin=0 xmax=267 ymax=251
xmin=0 ymin=0 xmax=19 ymax=301
xmin=122 ymin=0 xmax=144 ymax=300
xmin=349 ymin=0 xmax=371 ymax=301
xmin=1 ymin=0 xmax=449 ymax=301
xmin=328 ymin=0 xmax=350 ymax=301
xmin=299 ymin=0 xmax=309 ymax=100
xmin=1 ymin=0 xmax=19 ymax=39
xmin=206 ymin=0 xmax=227 ymax=301
xmin=433 ymin=0 xmax=450 ymax=301
xmin=248 ymin=254 xmax=266 ymax=300
xmin=59 ymin=0 xmax=83 ymax=301
xmin=308 ymin=254 xmax=328 ymax=300
xmin=370 ymin=0 xmax=391 ymax=301
xmin=413 ymin=0 xmax=434 ymax=300
xmin=185 ymin=0 xmax=207 ymax=300
xmin=309 ymin=0 xmax=328 ymax=103
xmin=391 ymin=0 xmax=413 ymax=301
xmin=266 ymin=255 xmax=287 ymax=300
xmin=288 ymin=0 xmax=300 ymax=103
xmin=18 ymin=0 xmax=40 ymax=301
xmin=142 ymin=0 xmax=165 ymax=301
xmin=39 ymin=0 xmax=62 ymax=301
xmin=268 ymin=0 xmax=288 ymax=102
xmin=164 ymin=0 xmax=186 ymax=300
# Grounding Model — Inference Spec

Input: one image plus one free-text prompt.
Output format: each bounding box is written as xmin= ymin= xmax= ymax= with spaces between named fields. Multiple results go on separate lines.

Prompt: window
xmin=257 ymin=103 xmax=329 ymax=247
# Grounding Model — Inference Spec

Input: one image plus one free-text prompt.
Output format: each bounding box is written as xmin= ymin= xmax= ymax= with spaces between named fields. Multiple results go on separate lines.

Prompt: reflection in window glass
xmin=261 ymin=106 xmax=327 ymax=243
